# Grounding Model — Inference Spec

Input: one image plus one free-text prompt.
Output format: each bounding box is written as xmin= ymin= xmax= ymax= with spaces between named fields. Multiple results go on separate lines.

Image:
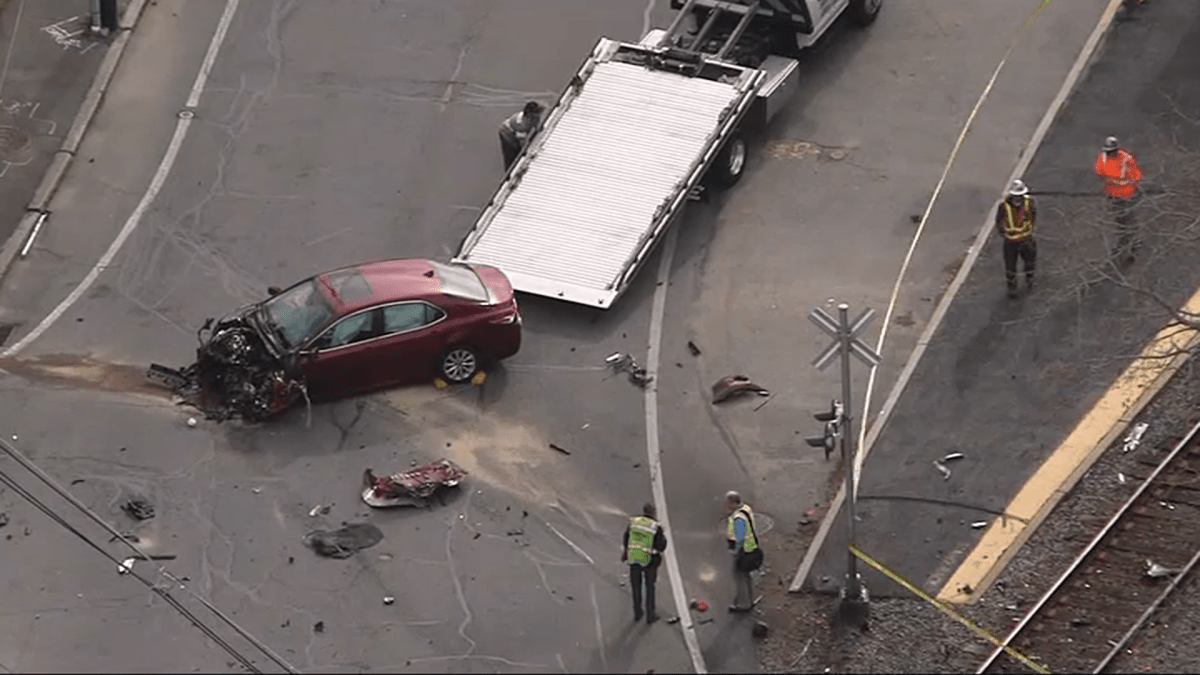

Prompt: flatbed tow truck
xmin=453 ymin=0 xmax=882 ymax=309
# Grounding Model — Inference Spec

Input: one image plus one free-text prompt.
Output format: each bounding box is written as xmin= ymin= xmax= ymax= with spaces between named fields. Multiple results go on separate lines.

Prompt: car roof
xmin=316 ymin=258 xmax=464 ymax=315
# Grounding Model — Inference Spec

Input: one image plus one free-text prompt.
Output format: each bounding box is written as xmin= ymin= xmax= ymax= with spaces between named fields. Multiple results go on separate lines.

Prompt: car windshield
xmin=260 ymin=279 xmax=336 ymax=349
xmin=429 ymin=261 xmax=489 ymax=303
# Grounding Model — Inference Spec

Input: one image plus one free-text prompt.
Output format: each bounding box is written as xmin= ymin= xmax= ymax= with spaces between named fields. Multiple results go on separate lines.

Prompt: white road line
xmin=644 ymin=225 xmax=708 ymax=674
xmin=790 ymin=0 xmax=1127 ymax=593
xmin=2 ymin=0 xmax=242 ymax=358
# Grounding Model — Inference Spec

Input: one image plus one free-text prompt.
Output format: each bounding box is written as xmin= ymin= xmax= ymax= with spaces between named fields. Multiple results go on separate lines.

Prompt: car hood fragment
xmin=361 ymin=459 xmax=468 ymax=508
xmin=146 ymin=311 xmax=305 ymax=423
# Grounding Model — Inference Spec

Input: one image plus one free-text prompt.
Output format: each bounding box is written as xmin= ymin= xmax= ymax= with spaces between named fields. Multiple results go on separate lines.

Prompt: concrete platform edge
xmin=954 ymin=332 xmax=1200 ymax=604
xmin=789 ymin=0 xmax=1128 ymax=594
xmin=0 ymin=0 xmax=151 ymax=288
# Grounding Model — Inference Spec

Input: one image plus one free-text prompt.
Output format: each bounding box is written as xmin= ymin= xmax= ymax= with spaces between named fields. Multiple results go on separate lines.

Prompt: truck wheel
xmin=849 ymin=0 xmax=883 ymax=27
xmin=708 ymin=135 xmax=747 ymax=189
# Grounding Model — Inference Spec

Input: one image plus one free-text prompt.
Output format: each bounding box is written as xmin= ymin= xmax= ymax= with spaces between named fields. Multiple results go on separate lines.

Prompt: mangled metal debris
xmin=147 ymin=315 xmax=305 ymax=423
xmin=1146 ymin=559 xmax=1183 ymax=578
xmin=711 ymin=375 xmax=770 ymax=404
xmin=1123 ymin=422 xmax=1149 ymax=453
xmin=934 ymin=461 xmax=951 ymax=481
xmin=121 ymin=498 xmax=155 ymax=521
xmin=361 ymin=459 xmax=467 ymax=508
xmin=606 ymin=352 xmax=652 ymax=388
xmin=943 ymin=452 xmax=964 ymax=462
xmin=304 ymin=523 xmax=384 ymax=559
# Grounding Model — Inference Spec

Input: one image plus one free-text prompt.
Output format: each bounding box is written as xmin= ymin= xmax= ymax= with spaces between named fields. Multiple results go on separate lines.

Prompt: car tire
xmin=440 ymin=345 xmax=479 ymax=383
xmin=707 ymin=134 xmax=747 ymax=190
xmin=849 ymin=0 xmax=882 ymax=27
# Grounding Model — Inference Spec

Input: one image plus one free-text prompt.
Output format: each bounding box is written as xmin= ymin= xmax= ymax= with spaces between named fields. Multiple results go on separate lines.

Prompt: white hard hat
xmin=1103 ymin=136 xmax=1120 ymax=152
xmin=1008 ymin=179 xmax=1029 ymax=196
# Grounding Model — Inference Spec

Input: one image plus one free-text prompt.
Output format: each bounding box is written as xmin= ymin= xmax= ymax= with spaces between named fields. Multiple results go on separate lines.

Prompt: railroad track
xmin=978 ymin=418 xmax=1200 ymax=674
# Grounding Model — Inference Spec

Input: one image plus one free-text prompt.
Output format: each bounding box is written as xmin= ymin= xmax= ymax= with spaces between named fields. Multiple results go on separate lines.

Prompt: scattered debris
xmin=117 ymin=557 xmax=137 ymax=575
xmin=70 ymin=478 xmax=85 ymax=485
xmin=1118 ymin=472 xmax=1127 ymax=485
xmin=146 ymin=314 xmax=306 ymax=424
xmin=971 ymin=521 xmax=988 ymax=529
xmin=711 ymin=375 xmax=769 ymax=404
xmin=313 ymin=621 xmax=325 ymax=633
xmin=108 ymin=532 xmax=139 ymax=543
xmin=687 ymin=341 xmax=702 ymax=356
xmin=1070 ymin=615 xmax=1093 ymax=627
xmin=1123 ymin=422 xmax=1149 ymax=453
xmin=934 ymin=461 xmax=951 ymax=481
xmin=303 ymin=523 xmax=384 ymax=559
xmin=582 ymin=423 xmax=590 ymax=430
xmin=799 ymin=516 xmax=813 ymax=526
xmin=549 ymin=443 xmax=571 ymax=456
xmin=506 ymin=529 xmax=525 ymax=537
xmin=0 ymin=513 xmax=7 ymax=528
xmin=252 ymin=487 xmax=261 ymax=495
xmin=361 ymin=460 xmax=467 ymax=508
xmin=383 ymin=596 xmax=395 ymax=605
xmin=666 ymin=616 xmax=680 ymax=625
xmin=606 ymin=352 xmax=652 ymax=388
xmin=187 ymin=417 xmax=198 ymax=428
xmin=943 ymin=452 xmax=964 ymax=462
xmin=752 ymin=620 xmax=769 ymax=638
xmin=308 ymin=504 xmax=331 ymax=517
xmin=698 ymin=618 xmax=714 ymax=625
xmin=1146 ymin=559 xmax=1182 ymax=578
xmin=121 ymin=498 xmax=155 ymax=521
xmin=690 ymin=599 xmax=709 ymax=612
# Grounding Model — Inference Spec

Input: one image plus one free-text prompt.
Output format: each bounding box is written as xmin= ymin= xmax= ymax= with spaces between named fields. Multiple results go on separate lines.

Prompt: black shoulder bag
xmin=735 ymin=509 xmax=765 ymax=572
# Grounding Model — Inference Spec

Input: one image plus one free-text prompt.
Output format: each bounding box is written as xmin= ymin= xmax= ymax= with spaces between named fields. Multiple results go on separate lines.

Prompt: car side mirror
xmin=267 ymin=286 xmax=283 ymax=297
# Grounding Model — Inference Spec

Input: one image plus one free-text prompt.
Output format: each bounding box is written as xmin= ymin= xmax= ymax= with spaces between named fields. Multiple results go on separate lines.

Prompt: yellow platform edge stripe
xmin=936 ymin=287 xmax=1200 ymax=604
xmin=851 ymin=545 xmax=1050 ymax=674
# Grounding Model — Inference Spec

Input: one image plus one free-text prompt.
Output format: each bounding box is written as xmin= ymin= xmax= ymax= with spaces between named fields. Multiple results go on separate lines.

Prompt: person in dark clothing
xmin=994 ymin=178 xmax=1038 ymax=299
xmin=622 ymin=502 xmax=668 ymax=624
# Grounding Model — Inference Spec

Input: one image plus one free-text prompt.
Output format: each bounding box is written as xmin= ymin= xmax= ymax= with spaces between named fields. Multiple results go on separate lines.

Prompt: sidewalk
xmin=807 ymin=0 xmax=1200 ymax=600
xmin=0 ymin=0 xmax=120 ymax=242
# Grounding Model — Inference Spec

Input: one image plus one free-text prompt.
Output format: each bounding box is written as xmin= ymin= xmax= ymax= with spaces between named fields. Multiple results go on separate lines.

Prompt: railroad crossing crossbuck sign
xmin=809 ymin=306 xmax=881 ymax=371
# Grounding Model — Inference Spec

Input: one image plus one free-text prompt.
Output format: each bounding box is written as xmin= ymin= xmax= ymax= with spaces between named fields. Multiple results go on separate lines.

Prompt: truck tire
xmin=849 ymin=0 xmax=883 ymax=27
xmin=707 ymin=134 xmax=747 ymax=189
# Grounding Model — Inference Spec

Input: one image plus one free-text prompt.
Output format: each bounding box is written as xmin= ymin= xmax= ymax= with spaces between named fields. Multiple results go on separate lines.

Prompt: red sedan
xmin=256 ymin=258 xmax=522 ymax=398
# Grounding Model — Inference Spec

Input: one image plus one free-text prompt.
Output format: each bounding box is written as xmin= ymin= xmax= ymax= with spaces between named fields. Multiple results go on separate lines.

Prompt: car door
xmin=299 ymin=308 xmax=384 ymax=399
xmin=374 ymin=301 xmax=449 ymax=386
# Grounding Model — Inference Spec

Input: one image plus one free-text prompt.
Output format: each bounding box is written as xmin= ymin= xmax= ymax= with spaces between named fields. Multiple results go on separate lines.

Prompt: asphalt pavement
xmin=0 ymin=0 xmax=1137 ymax=672
xmin=807 ymin=0 xmax=1200 ymax=599
xmin=0 ymin=0 xmax=109 ymax=242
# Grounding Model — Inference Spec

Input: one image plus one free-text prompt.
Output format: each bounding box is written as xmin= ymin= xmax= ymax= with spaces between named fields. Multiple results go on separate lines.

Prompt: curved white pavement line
xmin=790 ymin=0 xmax=1128 ymax=593
xmin=1 ymin=0 xmax=243 ymax=358
xmin=645 ymin=224 xmax=708 ymax=674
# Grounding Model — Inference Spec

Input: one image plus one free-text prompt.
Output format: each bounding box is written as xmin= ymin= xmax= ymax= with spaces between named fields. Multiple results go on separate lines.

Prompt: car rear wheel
xmin=441 ymin=346 xmax=479 ymax=383
xmin=849 ymin=0 xmax=883 ymax=27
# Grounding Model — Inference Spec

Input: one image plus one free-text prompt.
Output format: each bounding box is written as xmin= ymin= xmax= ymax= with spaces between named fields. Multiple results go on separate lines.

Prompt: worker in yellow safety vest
xmin=994 ymin=178 xmax=1038 ymax=299
xmin=726 ymin=491 xmax=763 ymax=613
xmin=622 ymin=502 xmax=667 ymax=624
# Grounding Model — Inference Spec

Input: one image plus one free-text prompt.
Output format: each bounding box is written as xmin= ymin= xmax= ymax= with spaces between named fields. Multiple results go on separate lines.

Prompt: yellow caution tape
xmin=849 ymin=544 xmax=1050 ymax=674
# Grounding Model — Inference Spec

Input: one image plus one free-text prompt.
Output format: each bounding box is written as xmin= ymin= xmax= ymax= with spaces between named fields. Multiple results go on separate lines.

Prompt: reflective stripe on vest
xmin=1097 ymin=151 xmax=1138 ymax=198
xmin=628 ymin=516 xmax=658 ymax=565
xmin=726 ymin=506 xmax=758 ymax=553
xmin=1003 ymin=196 xmax=1033 ymax=241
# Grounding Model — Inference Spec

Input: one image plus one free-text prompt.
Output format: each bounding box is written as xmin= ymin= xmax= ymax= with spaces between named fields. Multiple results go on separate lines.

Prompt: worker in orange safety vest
xmin=1094 ymin=136 xmax=1144 ymax=264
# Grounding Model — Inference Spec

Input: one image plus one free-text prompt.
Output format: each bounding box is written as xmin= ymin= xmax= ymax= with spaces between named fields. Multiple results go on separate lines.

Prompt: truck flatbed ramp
xmin=454 ymin=38 xmax=763 ymax=309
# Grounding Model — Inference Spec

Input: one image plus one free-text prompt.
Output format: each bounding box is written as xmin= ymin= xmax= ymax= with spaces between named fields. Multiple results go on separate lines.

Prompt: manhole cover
xmin=0 ymin=125 xmax=33 ymax=162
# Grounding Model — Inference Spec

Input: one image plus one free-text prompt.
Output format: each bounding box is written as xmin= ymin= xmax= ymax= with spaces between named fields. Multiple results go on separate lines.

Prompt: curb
xmin=0 ymin=0 xmax=151 ymax=288
xmin=789 ymin=0 xmax=1129 ymax=595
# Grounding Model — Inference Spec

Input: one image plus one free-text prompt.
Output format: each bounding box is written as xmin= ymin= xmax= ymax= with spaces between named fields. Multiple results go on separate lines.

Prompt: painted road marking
xmin=42 ymin=16 xmax=100 ymax=54
xmin=937 ymin=288 xmax=1200 ymax=603
xmin=2 ymin=0 xmax=243 ymax=358
xmin=645 ymin=223 xmax=708 ymax=674
xmin=791 ymin=0 xmax=1128 ymax=593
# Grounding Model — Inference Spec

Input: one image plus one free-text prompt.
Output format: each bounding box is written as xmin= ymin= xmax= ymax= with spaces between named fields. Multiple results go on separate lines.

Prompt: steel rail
xmin=976 ymin=418 xmax=1200 ymax=673
xmin=1092 ymin=543 xmax=1200 ymax=672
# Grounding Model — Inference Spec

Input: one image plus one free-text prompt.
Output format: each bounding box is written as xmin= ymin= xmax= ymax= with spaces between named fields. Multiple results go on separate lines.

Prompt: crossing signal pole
xmin=808 ymin=302 xmax=881 ymax=618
